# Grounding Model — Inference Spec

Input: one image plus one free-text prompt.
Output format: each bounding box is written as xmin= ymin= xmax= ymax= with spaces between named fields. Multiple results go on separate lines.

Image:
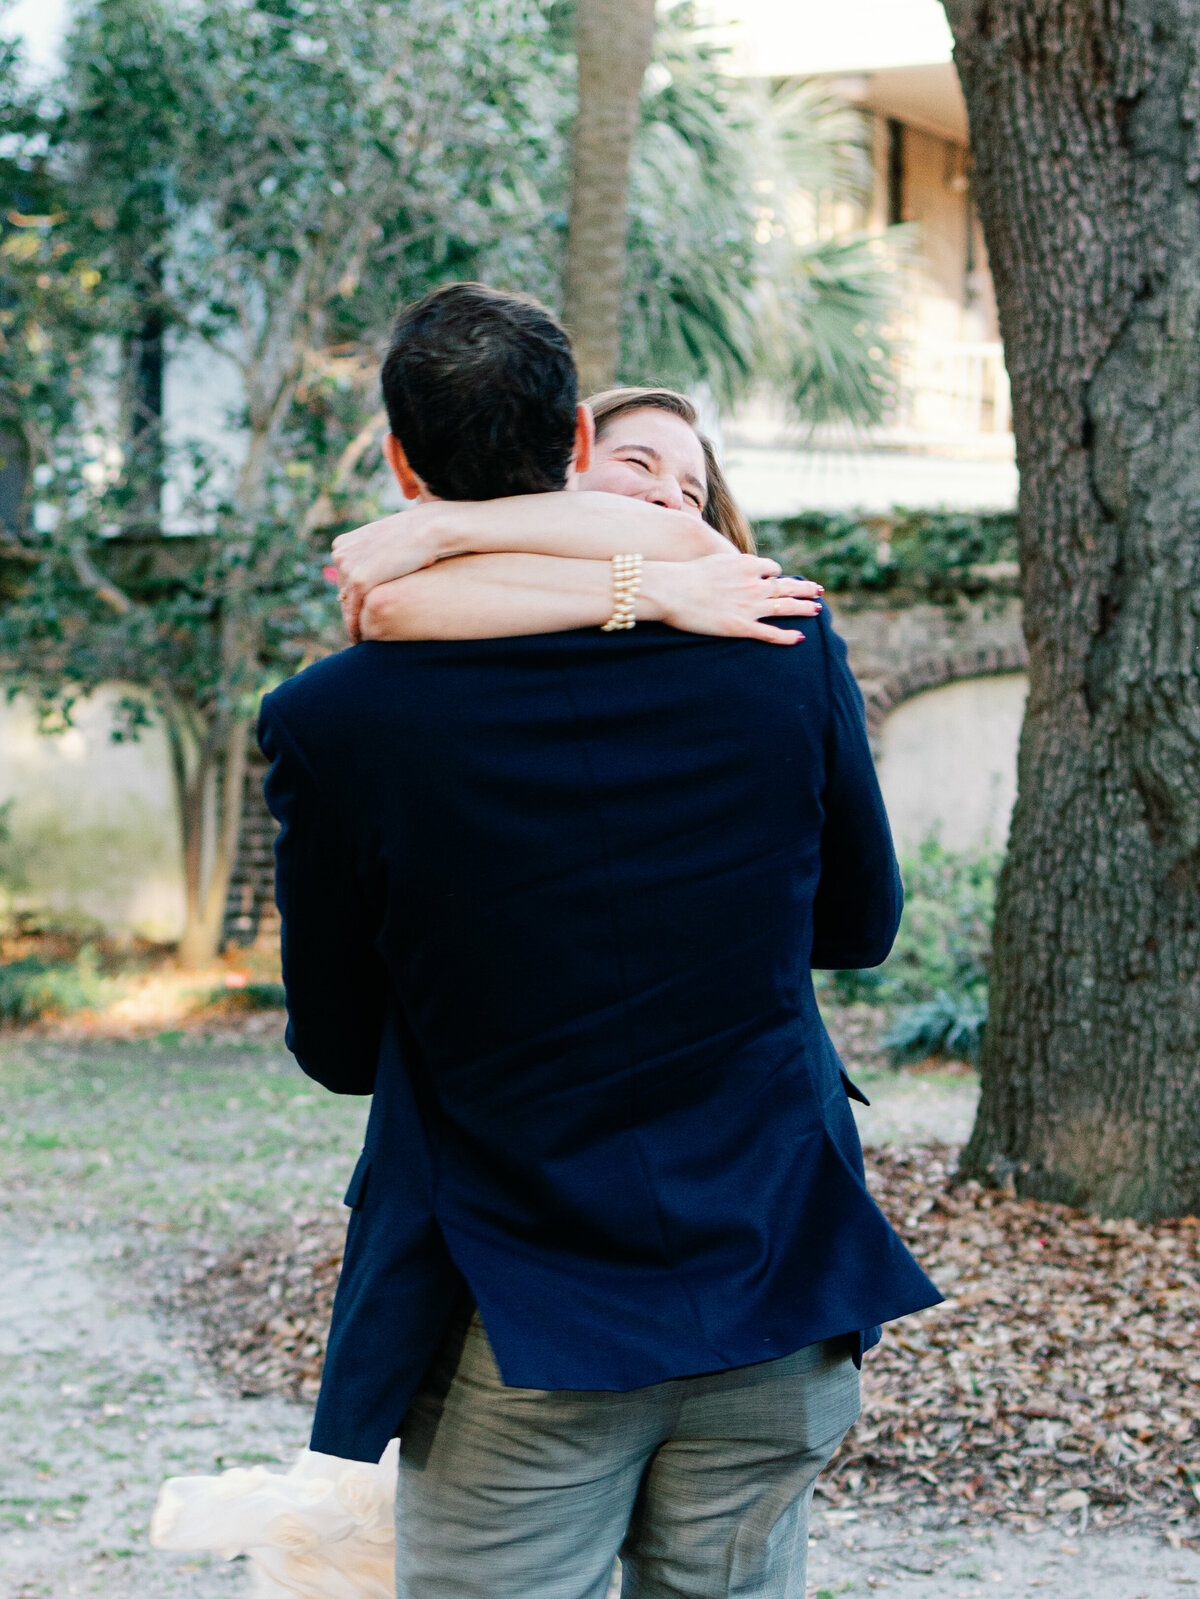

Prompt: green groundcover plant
xmin=0 ymin=948 xmax=122 ymax=1024
xmin=828 ymin=831 xmax=1000 ymax=1064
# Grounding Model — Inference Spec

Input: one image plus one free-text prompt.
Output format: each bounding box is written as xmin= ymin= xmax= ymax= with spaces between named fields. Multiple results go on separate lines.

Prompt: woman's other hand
xmin=333 ymin=510 xmax=444 ymax=642
xmin=641 ymin=555 xmax=822 ymax=644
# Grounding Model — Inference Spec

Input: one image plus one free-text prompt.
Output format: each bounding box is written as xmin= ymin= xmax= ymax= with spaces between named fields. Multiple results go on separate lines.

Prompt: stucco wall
xmin=878 ymin=672 xmax=1028 ymax=850
xmin=836 ymin=593 xmax=1027 ymax=852
xmin=0 ymin=687 xmax=185 ymax=940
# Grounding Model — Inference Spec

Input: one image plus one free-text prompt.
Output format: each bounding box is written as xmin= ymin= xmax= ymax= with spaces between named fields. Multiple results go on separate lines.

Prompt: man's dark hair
xmin=381 ymin=283 xmax=578 ymax=500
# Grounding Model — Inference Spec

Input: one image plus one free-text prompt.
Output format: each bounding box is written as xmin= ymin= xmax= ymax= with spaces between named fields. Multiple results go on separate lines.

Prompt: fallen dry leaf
xmin=819 ymin=1145 xmax=1200 ymax=1529
xmin=173 ymin=1143 xmax=1200 ymax=1530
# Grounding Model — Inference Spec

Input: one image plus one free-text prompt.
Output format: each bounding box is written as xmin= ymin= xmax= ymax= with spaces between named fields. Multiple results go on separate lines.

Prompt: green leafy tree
xmin=0 ymin=32 xmax=107 ymax=541
xmin=0 ymin=0 xmax=566 ymax=967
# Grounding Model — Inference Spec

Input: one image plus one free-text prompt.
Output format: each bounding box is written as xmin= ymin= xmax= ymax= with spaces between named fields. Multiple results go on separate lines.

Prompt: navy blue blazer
xmin=259 ymin=610 xmax=941 ymax=1463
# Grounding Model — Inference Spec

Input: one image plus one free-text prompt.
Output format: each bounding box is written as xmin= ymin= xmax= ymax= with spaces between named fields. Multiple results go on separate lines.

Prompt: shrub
xmin=0 ymin=947 xmax=119 ymax=1024
xmin=880 ymin=832 xmax=998 ymax=1006
xmin=766 ymin=514 xmax=895 ymax=589
xmin=830 ymin=831 xmax=999 ymax=1064
xmin=882 ymin=991 xmax=987 ymax=1066
xmin=210 ymin=981 xmax=287 ymax=1013
xmin=758 ymin=508 xmax=1018 ymax=596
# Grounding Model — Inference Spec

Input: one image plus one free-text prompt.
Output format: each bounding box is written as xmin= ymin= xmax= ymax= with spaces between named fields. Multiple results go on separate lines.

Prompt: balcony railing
xmin=892 ymin=338 xmax=1012 ymax=439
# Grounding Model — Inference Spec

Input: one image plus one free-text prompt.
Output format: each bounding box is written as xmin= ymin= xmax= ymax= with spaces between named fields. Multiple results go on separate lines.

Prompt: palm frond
xmin=618 ymin=10 xmax=758 ymax=400
xmin=617 ymin=5 xmax=904 ymax=425
xmin=621 ymin=113 xmax=758 ymax=401
xmin=763 ymin=234 xmax=907 ymax=426
xmin=762 ymin=78 xmax=875 ymax=208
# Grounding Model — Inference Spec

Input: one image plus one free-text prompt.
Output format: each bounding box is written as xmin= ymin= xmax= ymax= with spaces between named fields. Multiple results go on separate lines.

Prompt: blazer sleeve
xmin=809 ymin=613 xmax=904 ymax=969
xmin=258 ymin=692 xmax=388 ymax=1094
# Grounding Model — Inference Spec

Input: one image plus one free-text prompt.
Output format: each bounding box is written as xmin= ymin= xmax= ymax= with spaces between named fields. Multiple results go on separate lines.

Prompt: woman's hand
xmin=333 ymin=509 xmax=443 ymax=641
xmin=641 ymin=554 xmax=822 ymax=644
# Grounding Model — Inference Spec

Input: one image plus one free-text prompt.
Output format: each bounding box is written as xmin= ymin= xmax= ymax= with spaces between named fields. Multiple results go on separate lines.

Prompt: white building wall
xmin=162 ymin=336 xmax=247 ymax=530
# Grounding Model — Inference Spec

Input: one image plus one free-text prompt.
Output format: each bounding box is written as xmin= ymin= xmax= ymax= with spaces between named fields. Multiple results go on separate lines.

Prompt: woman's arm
xmin=334 ymin=492 xmax=726 ymax=641
xmin=359 ymin=551 xmax=821 ymax=646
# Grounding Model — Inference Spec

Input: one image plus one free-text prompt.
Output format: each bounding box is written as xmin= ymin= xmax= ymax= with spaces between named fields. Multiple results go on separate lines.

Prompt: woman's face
xmin=579 ymin=408 xmax=708 ymax=517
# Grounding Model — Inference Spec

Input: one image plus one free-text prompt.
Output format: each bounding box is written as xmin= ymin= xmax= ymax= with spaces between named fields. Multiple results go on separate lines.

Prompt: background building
xmin=709 ymin=0 xmax=1018 ymax=518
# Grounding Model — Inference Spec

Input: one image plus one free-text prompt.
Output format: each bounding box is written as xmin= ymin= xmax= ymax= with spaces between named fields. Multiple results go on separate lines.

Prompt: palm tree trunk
xmin=563 ymin=0 xmax=657 ymax=395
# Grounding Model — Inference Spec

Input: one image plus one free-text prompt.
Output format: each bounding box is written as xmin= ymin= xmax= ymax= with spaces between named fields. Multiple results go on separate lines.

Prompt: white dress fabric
xmin=150 ymin=1441 xmax=398 ymax=1598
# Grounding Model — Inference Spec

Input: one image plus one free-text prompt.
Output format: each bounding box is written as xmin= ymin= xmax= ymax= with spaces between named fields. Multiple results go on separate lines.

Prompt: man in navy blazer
xmin=259 ymin=284 xmax=940 ymax=1599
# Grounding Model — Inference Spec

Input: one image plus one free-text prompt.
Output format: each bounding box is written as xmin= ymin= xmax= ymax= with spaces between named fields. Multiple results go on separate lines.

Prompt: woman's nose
xmin=645 ymin=477 xmax=684 ymax=510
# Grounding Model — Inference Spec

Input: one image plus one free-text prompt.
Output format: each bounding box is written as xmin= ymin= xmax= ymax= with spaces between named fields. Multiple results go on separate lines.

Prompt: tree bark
xmin=944 ymin=0 xmax=1200 ymax=1218
xmin=170 ymin=712 xmax=251 ymax=970
xmin=562 ymin=0 xmax=656 ymax=395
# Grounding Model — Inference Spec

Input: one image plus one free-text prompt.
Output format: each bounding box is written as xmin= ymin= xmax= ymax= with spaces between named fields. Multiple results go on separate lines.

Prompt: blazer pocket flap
xmin=840 ymin=1067 xmax=871 ymax=1106
xmin=343 ymin=1150 xmax=372 ymax=1210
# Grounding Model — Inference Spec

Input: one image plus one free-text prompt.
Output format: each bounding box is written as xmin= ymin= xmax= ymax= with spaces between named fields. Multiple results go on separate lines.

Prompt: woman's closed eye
xmin=617 ymin=450 xmax=705 ymax=511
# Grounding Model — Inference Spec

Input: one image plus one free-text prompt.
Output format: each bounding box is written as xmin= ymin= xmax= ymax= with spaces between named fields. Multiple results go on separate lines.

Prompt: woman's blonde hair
xmin=586 ymin=386 xmax=756 ymax=555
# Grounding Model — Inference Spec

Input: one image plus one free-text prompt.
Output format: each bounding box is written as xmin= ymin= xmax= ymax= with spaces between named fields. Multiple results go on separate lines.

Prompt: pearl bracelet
xmin=601 ymin=552 xmax=643 ymax=632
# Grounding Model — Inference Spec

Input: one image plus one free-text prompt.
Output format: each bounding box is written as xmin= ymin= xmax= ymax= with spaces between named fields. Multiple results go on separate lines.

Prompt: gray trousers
xmin=396 ymin=1310 xmax=860 ymax=1599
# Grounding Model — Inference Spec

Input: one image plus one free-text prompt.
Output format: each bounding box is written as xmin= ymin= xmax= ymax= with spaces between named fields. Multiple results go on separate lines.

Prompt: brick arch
xmin=861 ymin=641 xmax=1029 ymax=736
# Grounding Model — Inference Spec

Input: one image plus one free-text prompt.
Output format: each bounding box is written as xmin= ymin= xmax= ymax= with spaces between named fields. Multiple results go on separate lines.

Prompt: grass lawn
xmin=0 ymin=1031 xmax=369 ymax=1245
xmin=0 ymin=1015 xmax=978 ymax=1238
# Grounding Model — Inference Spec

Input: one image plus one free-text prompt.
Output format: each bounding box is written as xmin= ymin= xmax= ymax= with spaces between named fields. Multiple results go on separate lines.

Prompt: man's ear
xmin=569 ymin=403 xmax=595 ymax=481
xmin=383 ymin=432 xmax=425 ymax=501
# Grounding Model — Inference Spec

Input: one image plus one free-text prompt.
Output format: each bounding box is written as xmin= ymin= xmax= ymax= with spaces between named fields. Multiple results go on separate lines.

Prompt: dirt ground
xmin=2 ymin=1028 xmax=1199 ymax=1598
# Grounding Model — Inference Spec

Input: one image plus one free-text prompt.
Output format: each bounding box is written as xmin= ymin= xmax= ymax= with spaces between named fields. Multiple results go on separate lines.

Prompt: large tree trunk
xmin=562 ymin=0 xmax=656 ymax=395
xmin=945 ymin=0 xmax=1200 ymax=1218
